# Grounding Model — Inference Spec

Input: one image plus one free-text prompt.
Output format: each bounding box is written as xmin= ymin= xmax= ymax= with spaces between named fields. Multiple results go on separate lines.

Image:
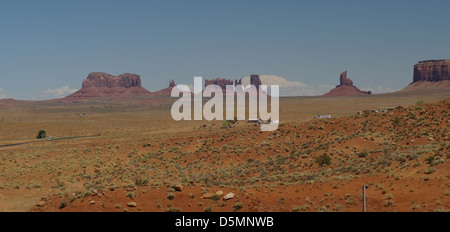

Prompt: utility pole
xmin=363 ymin=185 xmax=368 ymax=212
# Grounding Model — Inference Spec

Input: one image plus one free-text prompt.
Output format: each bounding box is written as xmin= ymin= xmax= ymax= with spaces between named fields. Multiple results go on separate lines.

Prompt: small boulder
xmin=203 ymin=193 xmax=215 ymax=199
xmin=174 ymin=184 xmax=183 ymax=192
xmin=37 ymin=201 xmax=45 ymax=207
xmin=223 ymin=193 xmax=235 ymax=201
xmin=215 ymin=190 xmax=224 ymax=197
xmin=127 ymin=202 xmax=137 ymax=207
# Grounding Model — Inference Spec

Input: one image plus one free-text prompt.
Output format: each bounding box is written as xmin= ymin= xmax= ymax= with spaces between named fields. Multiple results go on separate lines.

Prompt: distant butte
xmin=203 ymin=75 xmax=265 ymax=96
xmin=322 ymin=71 xmax=372 ymax=97
xmin=413 ymin=60 xmax=450 ymax=82
xmin=65 ymin=72 xmax=151 ymax=99
xmin=400 ymin=59 xmax=450 ymax=93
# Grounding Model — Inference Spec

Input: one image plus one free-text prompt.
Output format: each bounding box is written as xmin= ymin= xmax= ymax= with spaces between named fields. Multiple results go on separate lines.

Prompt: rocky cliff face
xmin=323 ymin=71 xmax=371 ymax=97
xmin=413 ymin=60 xmax=450 ymax=82
xmin=250 ymin=75 xmax=262 ymax=90
xmin=65 ymin=72 xmax=151 ymax=99
xmin=338 ymin=71 xmax=353 ymax=86
xmin=82 ymin=72 xmax=143 ymax=88
xmin=205 ymin=78 xmax=234 ymax=90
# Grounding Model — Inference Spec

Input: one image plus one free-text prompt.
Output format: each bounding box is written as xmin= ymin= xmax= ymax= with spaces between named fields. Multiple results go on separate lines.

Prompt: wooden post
xmin=363 ymin=185 xmax=368 ymax=212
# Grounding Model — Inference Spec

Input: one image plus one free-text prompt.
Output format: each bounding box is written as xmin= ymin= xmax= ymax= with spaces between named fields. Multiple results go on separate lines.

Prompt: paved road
xmin=0 ymin=135 xmax=98 ymax=148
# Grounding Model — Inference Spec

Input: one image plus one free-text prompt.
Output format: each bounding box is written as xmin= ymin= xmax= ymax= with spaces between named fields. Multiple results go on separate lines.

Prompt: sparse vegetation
xmin=233 ymin=202 xmax=244 ymax=212
xmin=36 ymin=130 xmax=47 ymax=139
xmin=167 ymin=193 xmax=175 ymax=200
xmin=315 ymin=153 xmax=331 ymax=167
xmin=2 ymin=95 xmax=448 ymax=212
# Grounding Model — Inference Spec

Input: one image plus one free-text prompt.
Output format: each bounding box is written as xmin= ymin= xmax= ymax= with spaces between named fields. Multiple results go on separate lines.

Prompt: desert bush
xmin=167 ymin=207 xmax=181 ymax=212
xmin=203 ymin=205 xmax=212 ymax=212
xmin=211 ymin=194 xmax=220 ymax=201
xmin=357 ymin=151 xmax=368 ymax=158
xmin=392 ymin=116 xmax=401 ymax=127
xmin=292 ymin=205 xmax=309 ymax=212
xmin=126 ymin=191 xmax=136 ymax=199
xmin=134 ymin=177 xmax=148 ymax=186
xmin=168 ymin=192 xmax=175 ymax=200
xmin=233 ymin=202 xmax=244 ymax=212
xmin=315 ymin=153 xmax=331 ymax=167
xmin=424 ymin=155 xmax=435 ymax=165
xmin=59 ymin=200 xmax=68 ymax=209
xmin=222 ymin=120 xmax=231 ymax=128
xmin=37 ymin=130 xmax=47 ymax=139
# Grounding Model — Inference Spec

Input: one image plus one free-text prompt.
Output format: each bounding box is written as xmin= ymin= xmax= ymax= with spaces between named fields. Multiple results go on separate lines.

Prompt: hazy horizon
xmin=1 ymin=0 xmax=449 ymax=100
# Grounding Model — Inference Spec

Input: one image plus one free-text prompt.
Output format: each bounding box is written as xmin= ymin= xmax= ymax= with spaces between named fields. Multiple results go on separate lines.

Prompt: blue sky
xmin=1 ymin=0 xmax=449 ymax=99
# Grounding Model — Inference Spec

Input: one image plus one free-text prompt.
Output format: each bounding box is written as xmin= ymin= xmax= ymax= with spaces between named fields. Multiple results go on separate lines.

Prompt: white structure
xmin=314 ymin=115 xmax=332 ymax=119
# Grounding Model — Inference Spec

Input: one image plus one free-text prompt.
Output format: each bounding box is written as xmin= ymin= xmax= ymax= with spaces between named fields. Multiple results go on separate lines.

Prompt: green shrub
xmin=59 ymin=200 xmax=68 ymax=209
xmin=37 ymin=130 xmax=47 ymax=139
xmin=167 ymin=207 xmax=181 ymax=212
xmin=357 ymin=151 xmax=368 ymax=158
xmin=315 ymin=153 xmax=331 ymax=166
xmin=126 ymin=191 xmax=136 ymax=199
xmin=222 ymin=120 xmax=231 ymax=128
xmin=203 ymin=205 xmax=212 ymax=212
xmin=233 ymin=202 xmax=244 ymax=212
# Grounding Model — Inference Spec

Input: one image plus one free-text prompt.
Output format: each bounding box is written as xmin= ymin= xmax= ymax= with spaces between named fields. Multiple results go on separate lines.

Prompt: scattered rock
xmin=90 ymin=200 xmax=96 ymax=205
xmin=215 ymin=190 xmax=224 ymax=197
xmin=174 ymin=184 xmax=183 ymax=192
xmin=37 ymin=201 xmax=45 ymax=207
xmin=223 ymin=193 xmax=235 ymax=201
xmin=127 ymin=202 xmax=137 ymax=207
xmin=203 ymin=193 xmax=215 ymax=199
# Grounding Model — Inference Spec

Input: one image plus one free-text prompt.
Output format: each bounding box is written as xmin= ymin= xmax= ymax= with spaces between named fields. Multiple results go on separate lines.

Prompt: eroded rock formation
xmin=413 ymin=60 xmax=450 ymax=82
xmin=250 ymin=75 xmax=262 ymax=90
xmin=399 ymin=59 xmax=450 ymax=93
xmin=323 ymin=71 xmax=371 ymax=97
xmin=339 ymin=71 xmax=353 ymax=86
xmin=205 ymin=78 xmax=234 ymax=90
xmin=65 ymin=72 xmax=151 ymax=99
xmin=82 ymin=72 xmax=143 ymax=88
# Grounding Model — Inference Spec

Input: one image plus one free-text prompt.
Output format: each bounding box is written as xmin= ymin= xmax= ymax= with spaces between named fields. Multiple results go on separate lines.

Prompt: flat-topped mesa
xmin=205 ymin=78 xmax=234 ymax=90
xmin=82 ymin=72 xmax=142 ymax=88
xmin=413 ymin=59 xmax=450 ymax=83
xmin=64 ymin=72 xmax=151 ymax=99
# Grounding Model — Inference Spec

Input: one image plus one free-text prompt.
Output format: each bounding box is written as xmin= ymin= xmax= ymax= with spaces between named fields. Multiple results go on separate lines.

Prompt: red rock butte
xmin=400 ymin=59 xmax=450 ymax=93
xmin=65 ymin=72 xmax=151 ymax=99
xmin=323 ymin=71 xmax=372 ymax=97
xmin=413 ymin=59 xmax=450 ymax=82
xmin=204 ymin=75 xmax=265 ymax=96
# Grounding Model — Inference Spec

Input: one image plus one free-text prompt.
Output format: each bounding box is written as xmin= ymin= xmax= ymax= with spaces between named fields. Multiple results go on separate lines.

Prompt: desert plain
xmin=0 ymin=90 xmax=449 ymax=212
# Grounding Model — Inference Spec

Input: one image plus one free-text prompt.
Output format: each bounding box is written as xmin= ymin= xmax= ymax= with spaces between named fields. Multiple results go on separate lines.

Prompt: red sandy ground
xmin=26 ymin=100 xmax=449 ymax=212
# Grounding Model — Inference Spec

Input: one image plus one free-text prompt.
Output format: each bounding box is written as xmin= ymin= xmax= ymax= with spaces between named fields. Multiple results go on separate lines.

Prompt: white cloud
xmin=361 ymin=85 xmax=398 ymax=94
xmin=43 ymin=86 xmax=78 ymax=98
xmin=0 ymin=88 xmax=8 ymax=99
xmin=242 ymin=75 xmax=333 ymax=97
xmin=175 ymin=75 xmax=336 ymax=97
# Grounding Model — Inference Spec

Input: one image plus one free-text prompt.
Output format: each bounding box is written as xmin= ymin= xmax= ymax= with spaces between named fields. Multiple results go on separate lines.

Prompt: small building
xmin=314 ymin=115 xmax=332 ymax=119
